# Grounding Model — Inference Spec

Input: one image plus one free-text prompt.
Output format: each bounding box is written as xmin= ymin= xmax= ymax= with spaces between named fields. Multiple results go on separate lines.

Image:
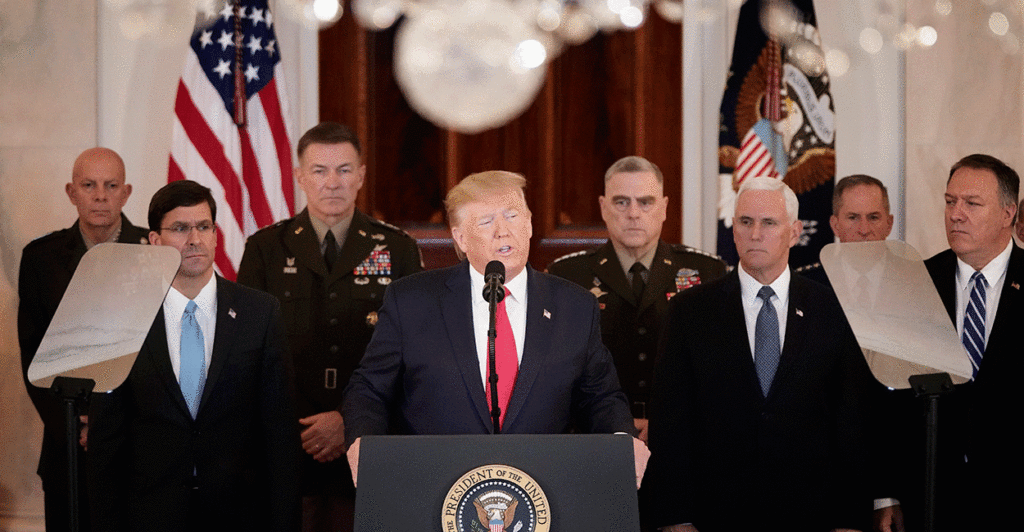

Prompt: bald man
xmin=18 ymin=147 xmax=149 ymax=531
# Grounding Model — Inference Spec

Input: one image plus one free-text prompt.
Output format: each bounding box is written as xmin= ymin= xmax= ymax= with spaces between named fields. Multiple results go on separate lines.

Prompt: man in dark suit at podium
xmin=18 ymin=147 xmax=149 ymax=531
xmin=343 ymin=170 xmax=647 ymax=485
xmin=643 ymin=176 xmax=874 ymax=532
xmin=88 ymin=180 xmax=301 ymax=532
xmin=880 ymin=154 xmax=1024 ymax=531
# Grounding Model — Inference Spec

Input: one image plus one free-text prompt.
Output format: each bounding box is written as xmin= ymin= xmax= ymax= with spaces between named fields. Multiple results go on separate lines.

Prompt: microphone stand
xmin=487 ymin=287 xmax=502 ymax=434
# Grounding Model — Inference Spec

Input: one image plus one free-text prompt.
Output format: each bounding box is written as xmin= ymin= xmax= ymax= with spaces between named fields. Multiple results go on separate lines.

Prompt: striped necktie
xmin=962 ymin=271 xmax=987 ymax=378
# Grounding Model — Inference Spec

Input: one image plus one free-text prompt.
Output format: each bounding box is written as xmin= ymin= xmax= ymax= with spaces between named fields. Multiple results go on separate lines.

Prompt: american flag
xmin=168 ymin=0 xmax=295 ymax=279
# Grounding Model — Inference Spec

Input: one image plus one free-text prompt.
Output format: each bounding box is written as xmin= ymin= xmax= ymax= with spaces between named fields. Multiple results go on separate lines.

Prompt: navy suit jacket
xmin=642 ymin=270 xmax=875 ymax=532
xmin=343 ymin=261 xmax=634 ymax=441
xmin=907 ymin=245 xmax=1024 ymax=529
xmin=88 ymin=278 xmax=302 ymax=532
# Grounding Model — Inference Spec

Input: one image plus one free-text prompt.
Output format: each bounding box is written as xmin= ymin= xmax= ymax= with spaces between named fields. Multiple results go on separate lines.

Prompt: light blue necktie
xmin=962 ymin=271 xmax=987 ymax=378
xmin=754 ymin=286 xmax=781 ymax=397
xmin=180 ymin=300 xmax=206 ymax=418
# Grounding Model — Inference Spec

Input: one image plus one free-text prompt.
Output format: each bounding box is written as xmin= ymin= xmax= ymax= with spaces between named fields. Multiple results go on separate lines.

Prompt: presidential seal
xmin=442 ymin=464 xmax=550 ymax=532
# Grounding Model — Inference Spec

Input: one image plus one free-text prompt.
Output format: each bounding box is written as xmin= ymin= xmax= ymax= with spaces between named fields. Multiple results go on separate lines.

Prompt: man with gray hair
xmin=642 ymin=176 xmax=875 ymax=532
xmin=547 ymin=156 xmax=725 ymax=442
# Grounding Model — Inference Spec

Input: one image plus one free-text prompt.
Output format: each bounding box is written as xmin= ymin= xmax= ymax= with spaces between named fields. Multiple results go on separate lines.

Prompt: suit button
xmin=329 ymin=292 xmax=338 ymax=299
xmin=638 ymin=327 xmax=647 ymax=335
xmin=329 ymin=318 xmax=339 ymax=326
xmin=638 ymin=380 xmax=647 ymax=388
xmin=284 ymin=290 xmax=291 ymax=297
xmin=638 ymin=352 xmax=647 ymax=362
xmin=330 ymin=345 xmax=340 ymax=353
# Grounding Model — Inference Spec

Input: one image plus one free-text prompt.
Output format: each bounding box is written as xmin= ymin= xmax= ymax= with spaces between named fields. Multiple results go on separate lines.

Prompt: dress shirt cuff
xmin=873 ymin=497 xmax=900 ymax=510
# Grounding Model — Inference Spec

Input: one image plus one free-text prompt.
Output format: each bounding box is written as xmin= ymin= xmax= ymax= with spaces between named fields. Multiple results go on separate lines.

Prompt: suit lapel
xmin=639 ymin=242 xmax=672 ymax=312
xmin=283 ymin=210 xmax=329 ymax=279
xmin=985 ymin=245 xmax=1024 ymax=358
xmin=503 ymin=266 xmax=547 ymax=431
xmin=593 ymin=244 xmax=635 ymax=306
xmin=720 ymin=273 xmax=764 ymax=401
xmin=442 ymin=262 xmax=494 ymax=430
xmin=770 ymin=275 xmax=809 ymax=401
xmin=145 ymin=308 xmax=194 ymax=419
xmin=332 ymin=212 xmax=375 ymax=283
xmin=199 ymin=278 xmax=235 ymax=414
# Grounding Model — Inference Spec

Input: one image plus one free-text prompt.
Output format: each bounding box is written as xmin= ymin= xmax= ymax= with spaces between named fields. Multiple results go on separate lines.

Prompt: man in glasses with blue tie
xmin=88 ymin=180 xmax=301 ymax=532
xmin=881 ymin=154 xmax=1023 ymax=532
xmin=642 ymin=176 xmax=875 ymax=532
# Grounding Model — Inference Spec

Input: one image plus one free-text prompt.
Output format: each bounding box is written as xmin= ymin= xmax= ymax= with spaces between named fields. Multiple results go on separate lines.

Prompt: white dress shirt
xmin=955 ymin=239 xmax=1012 ymax=347
xmin=469 ymin=265 xmax=528 ymax=389
xmin=162 ymin=275 xmax=218 ymax=382
xmin=738 ymin=265 xmax=790 ymax=359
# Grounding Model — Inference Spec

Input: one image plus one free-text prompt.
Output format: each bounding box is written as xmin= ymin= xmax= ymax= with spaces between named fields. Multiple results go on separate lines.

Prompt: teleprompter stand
xmin=50 ymin=376 xmax=95 ymax=532
xmin=907 ymin=372 xmax=955 ymax=532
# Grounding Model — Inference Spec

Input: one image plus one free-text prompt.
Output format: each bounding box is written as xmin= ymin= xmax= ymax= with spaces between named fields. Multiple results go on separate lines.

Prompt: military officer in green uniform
xmin=237 ymin=123 xmax=422 ymax=531
xmin=547 ymin=156 xmax=726 ymax=442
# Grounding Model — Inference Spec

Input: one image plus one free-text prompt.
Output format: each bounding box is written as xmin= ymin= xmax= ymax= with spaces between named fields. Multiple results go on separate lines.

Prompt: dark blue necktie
xmin=180 ymin=300 xmax=206 ymax=418
xmin=754 ymin=286 xmax=780 ymax=396
xmin=962 ymin=271 xmax=987 ymax=378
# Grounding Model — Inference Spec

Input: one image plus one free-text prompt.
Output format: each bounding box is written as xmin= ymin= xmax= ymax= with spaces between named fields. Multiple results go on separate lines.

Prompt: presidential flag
xmin=168 ymin=0 xmax=295 ymax=279
xmin=716 ymin=0 xmax=836 ymax=268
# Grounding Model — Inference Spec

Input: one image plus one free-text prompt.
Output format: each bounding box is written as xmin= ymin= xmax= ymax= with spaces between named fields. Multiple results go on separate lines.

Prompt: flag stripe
xmin=169 ymin=1 xmax=294 ymax=279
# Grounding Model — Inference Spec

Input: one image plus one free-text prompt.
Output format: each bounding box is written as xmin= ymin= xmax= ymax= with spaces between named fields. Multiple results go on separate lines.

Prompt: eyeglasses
xmin=161 ymin=222 xmax=215 ymax=236
xmin=610 ymin=197 xmax=658 ymax=213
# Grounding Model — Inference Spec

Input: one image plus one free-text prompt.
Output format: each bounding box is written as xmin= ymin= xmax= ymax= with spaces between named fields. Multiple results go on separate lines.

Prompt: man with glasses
xmin=88 ymin=180 xmax=301 ymax=532
xmin=547 ymin=156 xmax=725 ymax=442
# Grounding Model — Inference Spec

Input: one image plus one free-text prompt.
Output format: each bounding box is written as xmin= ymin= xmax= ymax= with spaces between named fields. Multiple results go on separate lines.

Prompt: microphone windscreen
xmin=485 ymin=260 xmax=505 ymax=282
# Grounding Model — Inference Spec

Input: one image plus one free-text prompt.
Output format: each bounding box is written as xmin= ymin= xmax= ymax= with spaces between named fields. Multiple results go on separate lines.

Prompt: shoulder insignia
xmin=794 ymin=262 xmax=822 ymax=273
xmin=672 ymin=243 xmax=724 ymax=261
xmin=549 ymin=249 xmax=590 ymax=264
xmin=366 ymin=217 xmax=416 ymax=239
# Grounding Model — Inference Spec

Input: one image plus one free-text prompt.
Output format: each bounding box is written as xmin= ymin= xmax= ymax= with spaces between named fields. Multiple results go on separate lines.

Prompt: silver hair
xmin=736 ymin=176 xmax=799 ymax=223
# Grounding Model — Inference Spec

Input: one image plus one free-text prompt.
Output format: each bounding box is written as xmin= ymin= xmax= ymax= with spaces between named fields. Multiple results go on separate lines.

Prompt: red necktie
xmin=486 ymin=287 xmax=519 ymax=429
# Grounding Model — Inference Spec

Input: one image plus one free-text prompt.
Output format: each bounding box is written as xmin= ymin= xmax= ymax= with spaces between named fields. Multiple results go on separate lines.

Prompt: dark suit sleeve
xmin=639 ymin=294 xmax=698 ymax=528
xmin=572 ymin=296 xmax=635 ymax=435
xmin=87 ymin=369 xmax=132 ymax=532
xmin=17 ymin=249 xmax=51 ymax=416
xmin=258 ymin=298 xmax=302 ymax=531
xmin=341 ymin=283 xmax=405 ymax=445
xmin=236 ymin=237 xmax=269 ymax=292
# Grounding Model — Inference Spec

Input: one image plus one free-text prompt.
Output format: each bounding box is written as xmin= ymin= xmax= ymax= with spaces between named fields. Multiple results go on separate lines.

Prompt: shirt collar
xmin=469 ymin=263 xmax=528 ymax=305
xmin=738 ymin=263 xmax=791 ymax=304
xmin=165 ymin=274 xmax=218 ymax=320
xmin=957 ymin=239 xmax=1013 ymax=287
xmin=612 ymin=242 xmax=658 ymax=276
xmin=309 ymin=212 xmax=353 ymax=246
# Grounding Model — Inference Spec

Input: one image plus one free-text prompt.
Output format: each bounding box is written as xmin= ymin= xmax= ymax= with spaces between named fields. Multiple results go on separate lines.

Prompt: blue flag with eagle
xmin=716 ymin=0 xmax=836 ymax=268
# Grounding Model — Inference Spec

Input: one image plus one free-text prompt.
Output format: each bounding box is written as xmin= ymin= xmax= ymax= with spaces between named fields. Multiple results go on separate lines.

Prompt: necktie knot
xmin=184 ymin=300 xmax=198 ymax=317
xmin=757 ymin=285 xmax=775 ymax=302
xmin=970 ymin=271 xmax=988 ymax=291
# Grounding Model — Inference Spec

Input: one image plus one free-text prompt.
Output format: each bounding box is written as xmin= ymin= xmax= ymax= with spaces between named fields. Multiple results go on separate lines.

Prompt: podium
xmin=355 ymin=434 xmax=639 ymax=532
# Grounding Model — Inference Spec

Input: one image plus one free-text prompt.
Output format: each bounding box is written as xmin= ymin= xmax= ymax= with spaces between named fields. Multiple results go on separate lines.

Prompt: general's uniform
xmin=18 ymin=215 xmax=149 ymax=532
xmin=547 ymin=241 xmax=727 ymax=415
xmin=236 ymin=208 xmax=422 ymax=494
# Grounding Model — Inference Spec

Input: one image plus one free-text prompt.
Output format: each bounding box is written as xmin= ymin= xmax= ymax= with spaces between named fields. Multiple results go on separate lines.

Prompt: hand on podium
xmin=633 ymin=436 xmax=650 ymax=489
xmin=347 ymin=437 xmax=361 ymax=487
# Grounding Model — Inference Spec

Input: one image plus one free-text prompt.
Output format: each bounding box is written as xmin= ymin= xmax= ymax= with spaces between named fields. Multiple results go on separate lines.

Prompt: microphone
xmin=482 ymin=260 xmax=506 ymax=303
